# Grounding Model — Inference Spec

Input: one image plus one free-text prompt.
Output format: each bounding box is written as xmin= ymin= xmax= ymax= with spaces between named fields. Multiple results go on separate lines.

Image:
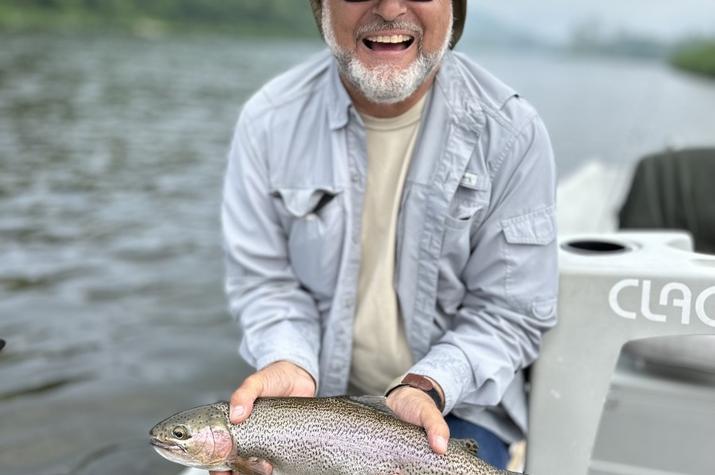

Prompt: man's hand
xmin=209 ymin=360 xmax=316 ymax=475
xmin=386 ymin=383 xmax=450 ymax=455
xmin=228 ymin=360 xmax=316 ymax=424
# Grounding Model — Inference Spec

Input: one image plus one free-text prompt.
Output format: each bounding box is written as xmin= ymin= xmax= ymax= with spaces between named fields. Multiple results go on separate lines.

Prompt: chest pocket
xmin=445 ymin=172 xmax=491 ymax=229
xmin=437 ymin=173 xmax=491 ymax=312
xmin=272 ymin=187 xmax=345 ymax=300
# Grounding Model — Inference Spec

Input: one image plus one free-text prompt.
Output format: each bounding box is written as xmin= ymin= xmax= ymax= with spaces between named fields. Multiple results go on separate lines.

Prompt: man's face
xmin=323 ymin=0 xmax=453 ymax=105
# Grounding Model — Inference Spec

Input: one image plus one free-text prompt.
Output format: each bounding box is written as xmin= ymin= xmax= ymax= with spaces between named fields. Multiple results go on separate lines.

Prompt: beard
xmin=322 ymin=3 xmax=452 ymax=105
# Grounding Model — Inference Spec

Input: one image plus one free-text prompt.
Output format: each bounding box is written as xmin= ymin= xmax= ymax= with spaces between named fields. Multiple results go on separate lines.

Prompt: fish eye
xmin=172 ymin=425 xmax=190 ymax=440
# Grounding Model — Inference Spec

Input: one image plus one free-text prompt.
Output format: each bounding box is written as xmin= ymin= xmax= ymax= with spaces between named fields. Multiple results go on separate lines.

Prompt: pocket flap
xmin=501 ymin=207 xmax=556 ymax=245
xmin=273 ymin=188 xmax=339 ymax=218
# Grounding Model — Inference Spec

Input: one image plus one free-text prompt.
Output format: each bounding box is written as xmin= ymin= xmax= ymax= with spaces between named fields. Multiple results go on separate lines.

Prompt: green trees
xmin=671 ymin=40 xmax=715 ymax=79
xmin=0 ymin=0 xmax=319 ymax=36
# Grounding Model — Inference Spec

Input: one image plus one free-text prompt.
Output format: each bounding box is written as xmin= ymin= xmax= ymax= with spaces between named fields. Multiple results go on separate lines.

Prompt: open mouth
xmin=363 ymin=34 xmax=415 ymax=52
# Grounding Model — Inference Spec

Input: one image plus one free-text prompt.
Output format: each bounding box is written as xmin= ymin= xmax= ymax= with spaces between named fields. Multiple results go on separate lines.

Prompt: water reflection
xmin=0 ymin=33 xmax=714 ymax=474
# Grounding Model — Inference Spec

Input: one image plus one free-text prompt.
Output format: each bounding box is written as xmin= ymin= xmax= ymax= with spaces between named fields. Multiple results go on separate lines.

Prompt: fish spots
xmin=152 ymin=397 xmax=505 ymax=474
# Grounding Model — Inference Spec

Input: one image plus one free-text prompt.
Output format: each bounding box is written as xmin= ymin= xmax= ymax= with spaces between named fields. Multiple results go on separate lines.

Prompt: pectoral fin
xmin=229 ymin=456 xmax=274 ymax=475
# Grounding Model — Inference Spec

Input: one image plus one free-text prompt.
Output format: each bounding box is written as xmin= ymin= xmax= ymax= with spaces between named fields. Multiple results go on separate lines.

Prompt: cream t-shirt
xmin=349 ymin=96 xmax=427 ymax=395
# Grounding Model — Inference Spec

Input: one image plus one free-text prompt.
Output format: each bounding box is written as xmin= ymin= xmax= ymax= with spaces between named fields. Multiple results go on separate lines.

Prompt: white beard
xmin=322 ymin=3 xmax=452 ymax=105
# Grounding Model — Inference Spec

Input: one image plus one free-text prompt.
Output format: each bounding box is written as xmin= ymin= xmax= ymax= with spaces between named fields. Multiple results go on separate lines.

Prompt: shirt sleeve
xmin=222 ymin=108 xmax=321 ymax=386
xmin=409 ymin=114 xmax=558 ymax=415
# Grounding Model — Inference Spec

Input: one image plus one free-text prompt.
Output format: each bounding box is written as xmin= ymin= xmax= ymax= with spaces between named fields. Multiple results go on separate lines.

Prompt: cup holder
xmin=561 ymin=239 xmax=632 ymax=255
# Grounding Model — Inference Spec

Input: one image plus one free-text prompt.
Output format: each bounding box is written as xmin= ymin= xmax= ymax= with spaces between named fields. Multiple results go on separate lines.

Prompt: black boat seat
xmin=619 ymin=147 xmax=715 ymax=254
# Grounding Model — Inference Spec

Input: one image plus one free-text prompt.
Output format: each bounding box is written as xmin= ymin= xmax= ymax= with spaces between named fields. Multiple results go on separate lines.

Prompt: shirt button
xmin=344 ymin=297 xmax=354 ymax=308
xmin=351 ymin=173 xmax=360 ymax=183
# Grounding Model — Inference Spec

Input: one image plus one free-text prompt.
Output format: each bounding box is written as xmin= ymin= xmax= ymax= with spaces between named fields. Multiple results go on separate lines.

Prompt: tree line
xmin=0 ymin=0 xmax=320 ymax=36
xmin=671 ymin=40 xmax=715 ymax=79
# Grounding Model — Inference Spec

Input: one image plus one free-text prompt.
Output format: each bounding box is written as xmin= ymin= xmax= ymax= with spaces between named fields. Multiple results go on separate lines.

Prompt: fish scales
xmin=235 ymin=398 xmax=480 ymax=474
xmin=150 ymin=396 xmax=521 ymax=475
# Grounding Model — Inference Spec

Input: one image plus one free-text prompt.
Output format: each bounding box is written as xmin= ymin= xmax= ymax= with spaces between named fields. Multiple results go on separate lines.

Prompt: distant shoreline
xmin=0 ymin=4 xmax=319 ymax=39
xmin=3 ymin=4 xmax=714 ymax=81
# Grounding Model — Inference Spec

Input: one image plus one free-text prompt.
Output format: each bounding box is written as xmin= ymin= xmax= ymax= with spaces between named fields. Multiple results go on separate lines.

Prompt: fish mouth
xmin=150 ymin=437 xmax=184 ymax=453
xmin=150 ymin=438 xmax=200 ymax=468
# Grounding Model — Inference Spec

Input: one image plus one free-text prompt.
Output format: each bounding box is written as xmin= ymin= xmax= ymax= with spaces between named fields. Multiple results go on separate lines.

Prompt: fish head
xmin=149 ymin=401 xmax=235 ymax=470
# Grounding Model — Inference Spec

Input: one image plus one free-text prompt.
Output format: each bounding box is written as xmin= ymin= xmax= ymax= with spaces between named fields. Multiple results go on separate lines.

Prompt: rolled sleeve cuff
xmin=408 ymin=344 xmax=474 ymax=415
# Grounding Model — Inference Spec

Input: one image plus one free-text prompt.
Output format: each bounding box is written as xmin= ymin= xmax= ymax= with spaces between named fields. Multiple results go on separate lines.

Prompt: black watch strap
xmin=386 ymin=373 xmax=444 ymax=412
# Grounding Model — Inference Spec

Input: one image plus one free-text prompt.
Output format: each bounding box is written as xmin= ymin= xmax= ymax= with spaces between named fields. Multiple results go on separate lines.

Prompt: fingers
xmin=229 ymin=361 xmax=317 ymax=425
xmin=387 ymin=386 xmax=450 ymax=455
xmin=208 ymin=471 xmax=232 ymax=475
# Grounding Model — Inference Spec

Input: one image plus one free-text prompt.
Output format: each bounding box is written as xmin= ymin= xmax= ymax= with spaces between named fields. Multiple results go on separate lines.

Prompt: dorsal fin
xmin=340 ymin=395 xmax=396 ymax=417
xmin=453 ymin=438 xmax=479 ymax=457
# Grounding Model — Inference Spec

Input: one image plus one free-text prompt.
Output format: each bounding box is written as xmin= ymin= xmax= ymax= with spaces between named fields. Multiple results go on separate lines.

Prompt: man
xmin=215 ymin=0 xmax=557 ymax=473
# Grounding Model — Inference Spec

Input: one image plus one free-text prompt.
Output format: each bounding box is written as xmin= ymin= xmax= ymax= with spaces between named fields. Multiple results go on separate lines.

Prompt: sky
xmin=470 ymin=0 xmax=715 ymax=43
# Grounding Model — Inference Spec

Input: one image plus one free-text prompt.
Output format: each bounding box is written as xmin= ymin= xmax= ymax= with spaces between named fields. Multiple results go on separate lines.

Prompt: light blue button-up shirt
xmin=222 ymin=49 xmax=558 ymax=443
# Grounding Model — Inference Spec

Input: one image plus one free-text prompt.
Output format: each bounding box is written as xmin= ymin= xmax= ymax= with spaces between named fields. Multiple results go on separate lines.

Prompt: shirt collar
xmin=327 ymin=58 xmax=352 ymax=130
xmin=325 ymin=50 xmax=480 ymax=131
xmin=434 ymin=50 xmax=485 ymax=132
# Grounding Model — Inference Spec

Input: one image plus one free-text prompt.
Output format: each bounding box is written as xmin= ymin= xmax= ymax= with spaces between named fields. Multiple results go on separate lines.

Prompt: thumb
xmin=229 ymin=374 xmax=264 ymax=424
xmin=420 ymin=406 xmax=450 ymax=455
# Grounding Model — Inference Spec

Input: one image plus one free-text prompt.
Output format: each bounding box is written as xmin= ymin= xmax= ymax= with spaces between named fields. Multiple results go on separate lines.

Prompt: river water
xmin=0 ymin=33 xmax=714 ymax=475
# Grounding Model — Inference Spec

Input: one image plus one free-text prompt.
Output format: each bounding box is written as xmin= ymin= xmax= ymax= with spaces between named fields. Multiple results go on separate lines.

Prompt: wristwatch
xmin=387 ymin=373 xmax=445 ymax=412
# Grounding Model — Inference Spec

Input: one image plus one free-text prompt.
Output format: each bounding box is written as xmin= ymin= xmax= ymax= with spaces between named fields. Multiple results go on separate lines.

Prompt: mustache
xmin=355 ymin=20 xmax=423 ymax=38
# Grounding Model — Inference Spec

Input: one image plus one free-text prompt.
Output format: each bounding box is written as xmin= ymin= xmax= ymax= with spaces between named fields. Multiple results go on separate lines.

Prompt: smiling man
xmin=322 ymin=0 xmax=453 ymax=114
xmin=216 ymin=0 xmax=558 ymax=473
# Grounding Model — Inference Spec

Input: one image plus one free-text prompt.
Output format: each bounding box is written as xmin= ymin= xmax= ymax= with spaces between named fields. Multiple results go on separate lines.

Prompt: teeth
xmin=367 ymin=34 xmax=412 ymax=44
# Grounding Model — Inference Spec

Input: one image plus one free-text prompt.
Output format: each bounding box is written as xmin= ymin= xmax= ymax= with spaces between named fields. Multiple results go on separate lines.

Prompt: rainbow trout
xmin=149 ymin=396 xmax=521 ymax=474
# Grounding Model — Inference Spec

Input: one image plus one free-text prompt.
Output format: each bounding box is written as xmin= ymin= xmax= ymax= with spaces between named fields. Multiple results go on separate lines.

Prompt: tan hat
xmin=309 ymin=0 xmax=467 ymax=49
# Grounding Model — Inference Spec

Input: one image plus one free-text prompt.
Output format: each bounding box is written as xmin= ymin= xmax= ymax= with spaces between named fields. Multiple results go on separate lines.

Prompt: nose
xmin=373 ymin=0 xmax=408 ymax=22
